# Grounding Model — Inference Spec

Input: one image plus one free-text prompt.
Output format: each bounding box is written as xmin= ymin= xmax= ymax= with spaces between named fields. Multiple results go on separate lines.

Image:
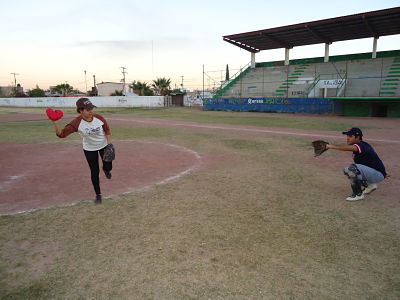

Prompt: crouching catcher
xmin=326 ymin=127 xmax=386 ymax=201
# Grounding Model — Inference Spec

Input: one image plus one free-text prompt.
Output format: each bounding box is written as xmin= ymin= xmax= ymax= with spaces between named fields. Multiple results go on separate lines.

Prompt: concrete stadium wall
xmin=335 ymin=100 xmax=400 ymax=118
xmin=220 ymin=52 xmax=400 ymax=99
xmin=204 ymin=97 xmax=333 ymax=114
xmin=0 ymin=96 xmax=165 ymax=108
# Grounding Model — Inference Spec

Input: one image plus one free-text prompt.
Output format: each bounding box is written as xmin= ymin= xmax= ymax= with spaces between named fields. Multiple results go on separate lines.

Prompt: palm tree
xmin=54 ymin=83 xmax=73 ymax=96
xmin=129 ymin=81 xmax=154 ymax=96
xmin=152 ymin=77 xmax=171 ymax=96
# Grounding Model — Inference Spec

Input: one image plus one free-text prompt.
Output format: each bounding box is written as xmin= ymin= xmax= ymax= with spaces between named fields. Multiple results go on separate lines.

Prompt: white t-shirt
xmin=57 ymin=114 xmax=110 ymax=151
xmin=78 ymin=117 xmax=108 ymax=151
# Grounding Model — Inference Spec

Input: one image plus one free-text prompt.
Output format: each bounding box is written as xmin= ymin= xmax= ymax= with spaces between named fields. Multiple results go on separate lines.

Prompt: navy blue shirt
xmin=353 ymin=141 xmax=386 ymax=177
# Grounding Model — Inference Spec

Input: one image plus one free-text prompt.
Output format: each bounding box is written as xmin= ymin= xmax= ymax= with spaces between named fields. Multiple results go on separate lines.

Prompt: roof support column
xmin=372 ymin=37 xmax=378 ymax=58
xmin=285 ymin=48 xmax=290 ymax=66
xmin=324 ymin=43 xmax=330 ymax=62
xmin=251 ymin=52 xmax=256 ymax=68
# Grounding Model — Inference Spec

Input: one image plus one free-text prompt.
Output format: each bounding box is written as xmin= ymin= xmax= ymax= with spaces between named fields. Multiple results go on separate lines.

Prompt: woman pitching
xmin=50 ymin=98 xmax=113 ymax=204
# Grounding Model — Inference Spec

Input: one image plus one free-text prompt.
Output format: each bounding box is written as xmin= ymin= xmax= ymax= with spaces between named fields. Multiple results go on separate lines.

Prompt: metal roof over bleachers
xmin=223 ymin=7 xmax=400 ymax=53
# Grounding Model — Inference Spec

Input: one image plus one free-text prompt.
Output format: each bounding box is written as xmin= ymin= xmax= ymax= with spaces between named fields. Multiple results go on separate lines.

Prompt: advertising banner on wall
xmin=203 ymin=97 xmax=333 ymax=114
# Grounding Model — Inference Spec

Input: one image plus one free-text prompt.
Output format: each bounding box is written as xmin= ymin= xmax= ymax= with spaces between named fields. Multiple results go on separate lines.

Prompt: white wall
xmin=0 ymin=96 xmax=165 ymax=108
xmin=97 ymin=83 xmax=125 ymax=96
xmin=184 ymin=95 xmax=204 ymax=106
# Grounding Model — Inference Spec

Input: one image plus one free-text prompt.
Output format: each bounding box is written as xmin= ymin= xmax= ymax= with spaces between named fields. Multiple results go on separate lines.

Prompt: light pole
xmin=93 ymin=75 xmax=97 ymax=96
xmin=84 ymin=70 xmax=88 ymax=94
xmin=180 ymin=75 xmax=184 ymax=92
xmin=121 ymin=67 xmax=127 ymax=95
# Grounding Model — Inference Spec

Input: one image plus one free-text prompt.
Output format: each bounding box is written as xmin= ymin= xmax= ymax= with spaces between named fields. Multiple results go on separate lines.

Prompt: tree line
xmin=5 ymin=77 xmax=181 ymax=97
xmin=127 ymin=77 xmax=174 ymax=96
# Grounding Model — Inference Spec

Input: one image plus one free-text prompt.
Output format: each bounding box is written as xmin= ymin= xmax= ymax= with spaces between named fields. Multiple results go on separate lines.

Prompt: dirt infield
xmin=1 ymin=111 xmax=399 ymax=214
xmin=0 ymin=140 xmax=201 ymax=215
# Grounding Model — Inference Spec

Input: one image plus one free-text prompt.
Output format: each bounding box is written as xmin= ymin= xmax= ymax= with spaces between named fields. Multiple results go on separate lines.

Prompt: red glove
xmin=46 ymin=108 xmax=64 ymax=121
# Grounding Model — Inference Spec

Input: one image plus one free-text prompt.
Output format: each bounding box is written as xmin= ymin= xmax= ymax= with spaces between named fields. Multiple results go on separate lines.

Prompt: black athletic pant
xmin=84 ymin=147 xmax=113 ymax=195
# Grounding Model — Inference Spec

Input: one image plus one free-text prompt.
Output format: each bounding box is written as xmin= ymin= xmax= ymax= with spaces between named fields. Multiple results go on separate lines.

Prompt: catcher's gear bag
xmin=312 ymin=140 xmax=329 ymax=156
xmin=103 ymin=144 xmax=115 ymax=162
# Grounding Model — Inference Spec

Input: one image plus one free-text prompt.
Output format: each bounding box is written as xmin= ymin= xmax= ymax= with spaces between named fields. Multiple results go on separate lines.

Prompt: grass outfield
xmin=0 ymin=106 xmax=360 ymax=131
xmin=0 ymin=108 xmax=399 ymax=298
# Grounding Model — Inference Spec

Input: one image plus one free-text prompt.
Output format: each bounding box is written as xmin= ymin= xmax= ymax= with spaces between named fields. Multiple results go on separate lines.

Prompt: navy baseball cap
xmin=342 ymin=127 xmax=363 ymax=137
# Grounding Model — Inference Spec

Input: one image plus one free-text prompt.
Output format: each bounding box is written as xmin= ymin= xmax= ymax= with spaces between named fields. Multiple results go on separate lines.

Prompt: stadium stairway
xmin=272 ymin=64 xmax=310 ymax=97
xmin=213 ymin=66 xmax=251 ymax=98
xmin=379 ymin=56 xmax=400 ymax=96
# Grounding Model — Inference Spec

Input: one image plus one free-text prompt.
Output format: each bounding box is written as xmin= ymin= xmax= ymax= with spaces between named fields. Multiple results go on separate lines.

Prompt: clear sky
xmin=1 ymin=0 xmax=399 ymax=92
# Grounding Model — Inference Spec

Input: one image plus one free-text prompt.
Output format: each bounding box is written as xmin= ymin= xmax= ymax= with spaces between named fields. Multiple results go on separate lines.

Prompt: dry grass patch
xmin=1 ymin=114 xmax=399 ymax=299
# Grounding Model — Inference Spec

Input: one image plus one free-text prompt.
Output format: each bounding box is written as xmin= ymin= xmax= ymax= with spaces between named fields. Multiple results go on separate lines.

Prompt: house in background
xmin=96 ymin=82 xmax=136 ymax=96
xmin=46 ymin=86 xmax=62 ymax=97
xmin=0 ymin=84 xmax=24 ymax=97
xmin=0 ymin=86 xmax=15 ymax=97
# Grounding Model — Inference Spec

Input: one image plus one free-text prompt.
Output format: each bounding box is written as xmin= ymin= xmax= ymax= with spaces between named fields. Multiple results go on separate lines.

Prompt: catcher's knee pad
xmin=344 ymin=164 xmax=360 ymax=179
xmin=344 ymin=164 xmax=368 ymax=190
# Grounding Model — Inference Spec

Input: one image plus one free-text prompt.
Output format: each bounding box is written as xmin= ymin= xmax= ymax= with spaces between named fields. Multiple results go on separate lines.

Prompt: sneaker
xmin=346 ymin=193 xmax=365 ymax=201
xmin=103 ymin=169 xmax=112 ymax=179
xmin=363 ymin=183 xmax=377 ymax=195
xmin=95 ymin=194 xmax=102 ymax=204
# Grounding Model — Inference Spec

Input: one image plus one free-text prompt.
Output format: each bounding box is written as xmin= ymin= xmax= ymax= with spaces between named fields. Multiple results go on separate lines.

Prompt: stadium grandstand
xmin=205 ymin=7 xmax=400 ymax=117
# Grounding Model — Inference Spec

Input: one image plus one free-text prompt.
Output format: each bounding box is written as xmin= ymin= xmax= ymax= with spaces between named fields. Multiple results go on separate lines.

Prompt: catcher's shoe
xmin=95 ymin=194 xmax=102 ymax=204
xmin=346 ymin=192 xmax=365 ymax=201
xmin=363 ymin=183 xmax=377 ymax=195
xmin=104 ymin=169 xmax=112 ymax=179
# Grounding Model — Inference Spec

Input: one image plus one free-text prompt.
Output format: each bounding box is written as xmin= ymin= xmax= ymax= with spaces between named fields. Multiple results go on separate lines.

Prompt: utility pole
xmin=10 ymin=73 xmax=19 ymax=87
xmin=84 ymin=70 xmax=88 ymax=94
xmin=10 ymin=73 xmax=19 ymax=94
xmin=121 ymin=67 xmax=127 ymax=95
xmin=202 ymin=65 xmax=205 ymax=100
xmin=180 ymin=75 xmax=184 ymax=92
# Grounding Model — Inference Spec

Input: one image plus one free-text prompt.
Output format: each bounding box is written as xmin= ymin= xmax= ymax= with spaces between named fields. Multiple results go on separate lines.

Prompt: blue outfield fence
xmin=203 ymin=97 xmax=333 ymax=114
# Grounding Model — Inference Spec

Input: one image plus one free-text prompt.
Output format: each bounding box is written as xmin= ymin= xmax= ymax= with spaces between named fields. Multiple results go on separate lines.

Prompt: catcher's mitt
xmin=312 ymin=140 xmax=329 ymax=157
xmin=103 ymin=144 xmax=115 ymax=162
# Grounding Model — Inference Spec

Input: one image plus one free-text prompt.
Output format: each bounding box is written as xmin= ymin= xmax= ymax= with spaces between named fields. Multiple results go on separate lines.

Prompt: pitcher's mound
xmin=0 ymin=140 xmax=200 ymax=215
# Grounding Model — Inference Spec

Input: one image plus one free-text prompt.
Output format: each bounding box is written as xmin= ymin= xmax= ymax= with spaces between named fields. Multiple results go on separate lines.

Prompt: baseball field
xmin=0 ymin=107 xmax=399 ymax=299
